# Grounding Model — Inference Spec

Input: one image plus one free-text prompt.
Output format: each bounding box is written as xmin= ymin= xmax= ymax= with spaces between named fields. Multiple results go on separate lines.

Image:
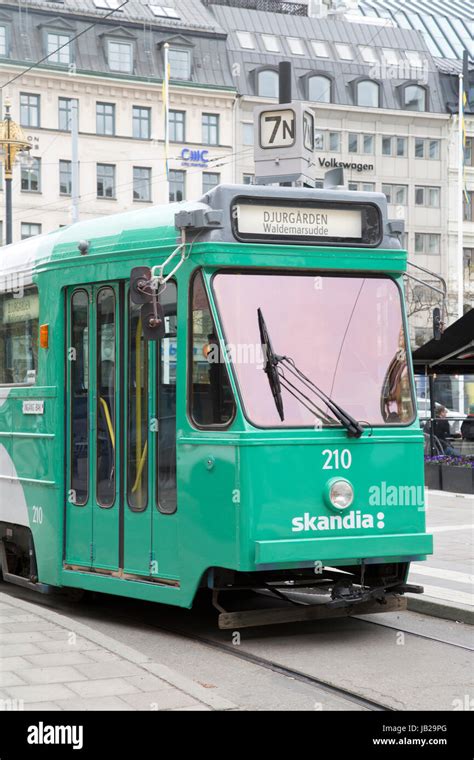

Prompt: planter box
xmin=424 ymin=462 xmax=442 ymax=490
xmin=441 ymin=465 xmax=474 ymax=495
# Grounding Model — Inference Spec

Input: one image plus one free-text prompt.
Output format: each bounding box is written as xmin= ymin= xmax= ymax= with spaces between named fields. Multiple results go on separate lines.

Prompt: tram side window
xmin=128 ymin=297 xmax=149 ymax=511
xmin=157 ymin=281 xmax=177 ymax=514
xmin=70 ymin=290 xmax=89 ymax=506
xmin=96 ymin=287 xmax=116 ymax=508
xmin=0 ymin=287 xmax=39 ymax=385
xmin=190 ymin=271 xmax=235 ymax=427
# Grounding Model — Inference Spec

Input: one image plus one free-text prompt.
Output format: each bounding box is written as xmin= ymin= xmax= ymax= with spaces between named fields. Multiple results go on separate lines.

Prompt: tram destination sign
xmin=237 ymin=203 xmax=361 ymax=238
xmin=232 ymin=198 xmax=381 ymax=245
xmin=232 ymin=199 xmax=381 ymax=246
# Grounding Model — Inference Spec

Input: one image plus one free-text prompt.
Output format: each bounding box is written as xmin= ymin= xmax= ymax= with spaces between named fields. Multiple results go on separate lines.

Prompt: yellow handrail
xmin=132 ymin=441 xmax=148 ymax=494
xmin=131 ymin=316 xmax=148 ymax=497
xmin=99 ymin=397 xmax=115 ymax=450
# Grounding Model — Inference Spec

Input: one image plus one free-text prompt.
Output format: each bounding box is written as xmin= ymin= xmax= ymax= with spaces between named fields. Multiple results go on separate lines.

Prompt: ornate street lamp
xmin=0 ymin=99 xmax=31 ymax=245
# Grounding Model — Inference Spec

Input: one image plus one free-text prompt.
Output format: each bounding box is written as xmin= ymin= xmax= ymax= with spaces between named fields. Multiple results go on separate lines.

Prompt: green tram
xmin=0 ymin=184 xmax=433 ymax=628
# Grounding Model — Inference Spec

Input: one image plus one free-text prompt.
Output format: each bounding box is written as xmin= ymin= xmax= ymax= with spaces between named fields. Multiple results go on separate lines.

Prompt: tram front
xmin=187 ymin=185 xmax=433 ymax=626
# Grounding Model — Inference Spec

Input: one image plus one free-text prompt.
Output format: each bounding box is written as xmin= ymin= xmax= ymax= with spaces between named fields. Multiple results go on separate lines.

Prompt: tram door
xmin=122 ymin=282 xmax=179 ymax=580
xmin=65 ymin=283 xmax=179 ymax=580
xmin=65 ymin=285 xmax=120 ymax=571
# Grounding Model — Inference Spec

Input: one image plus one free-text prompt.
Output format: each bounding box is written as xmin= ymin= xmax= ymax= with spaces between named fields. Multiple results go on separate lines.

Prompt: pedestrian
xmin=461 ymin=404 xmax=474 ymax=441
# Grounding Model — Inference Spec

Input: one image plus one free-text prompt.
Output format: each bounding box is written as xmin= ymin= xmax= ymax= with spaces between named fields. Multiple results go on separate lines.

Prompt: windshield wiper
xmin=258 ymin=307 xmax=285 ymax=421
xmin=257 ymin=308 xmax=364 ymax=438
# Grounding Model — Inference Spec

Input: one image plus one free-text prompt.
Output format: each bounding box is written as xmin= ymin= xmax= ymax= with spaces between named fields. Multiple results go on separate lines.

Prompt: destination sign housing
xmin=232 ymin=199 xmax=382 ymax=246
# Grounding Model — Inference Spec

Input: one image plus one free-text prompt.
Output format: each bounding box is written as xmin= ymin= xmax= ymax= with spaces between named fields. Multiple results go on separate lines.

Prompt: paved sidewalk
xmin=0 ymin=592 xmax=236 ymax=711
xmin=407 ymin=489 xmax=474 ymax=624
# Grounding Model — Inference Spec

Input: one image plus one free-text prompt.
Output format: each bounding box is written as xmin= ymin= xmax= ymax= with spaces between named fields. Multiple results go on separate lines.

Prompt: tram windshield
xmin=212 ymin=272 xmax=415 ymax=428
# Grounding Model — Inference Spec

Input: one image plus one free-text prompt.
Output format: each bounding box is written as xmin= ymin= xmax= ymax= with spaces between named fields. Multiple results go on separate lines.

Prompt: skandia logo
xmin=291 ymin=510 xmax=385 ymax=533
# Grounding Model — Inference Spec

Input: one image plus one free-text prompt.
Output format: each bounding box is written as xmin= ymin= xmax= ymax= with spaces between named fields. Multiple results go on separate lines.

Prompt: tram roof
xmin=0 ymin=184 xmax=400 ymax=283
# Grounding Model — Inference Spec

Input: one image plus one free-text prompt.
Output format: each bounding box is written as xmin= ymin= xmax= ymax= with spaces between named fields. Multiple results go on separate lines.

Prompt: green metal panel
xmin=255 ymin=534 xmax=433 ymax=565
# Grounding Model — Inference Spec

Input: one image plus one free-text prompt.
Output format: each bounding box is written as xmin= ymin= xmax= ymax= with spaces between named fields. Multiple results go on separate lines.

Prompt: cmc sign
xmin=180 ymin=148 xmax=209 ymax=167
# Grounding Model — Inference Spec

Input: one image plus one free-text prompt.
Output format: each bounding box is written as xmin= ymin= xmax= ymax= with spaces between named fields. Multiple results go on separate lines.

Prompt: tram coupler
xmin=390 ymin=583 xmax=424 ymax=595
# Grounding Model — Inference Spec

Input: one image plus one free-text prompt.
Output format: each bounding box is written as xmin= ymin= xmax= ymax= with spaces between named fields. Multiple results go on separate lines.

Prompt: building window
xmin=356 ymin=80 xmax=379 ymax=108
xmin=96 ymin=102 xmax=115 ymax=136
xmin=202 ymin=113 xmax=219 ymax=146
xmin=132 ymin=106 xmax=151 ymax=139
xmin=108 ymin=40 xmax=133 ymax=73
xmin=335 ymin=43 xmax=353 ymax=60
xmin=348 ymin=133 xmax=358 ymax=153
xmin=97 ymin=163 xmax=116 ymax=198
xmin=149 ymin=5 xmax=180 ymax=19
xmin=288 ymin=37 xmax=305 ymax=55
xmin=466 ymin=137 xmax=474 ymax=167
xmin=382 ymin=48 xmax=399 ymax=65
xmin=403 ymin=85 xmax=426 ymax=111
xmin=463 ymin=192 xmax=473 ymax=222
xmin=243 ymin=173 xmax=255 ymax=184
xmin=415 ymin=186 xmax=440 ymax=208
xmin=20 ymin=93 xmax=40 ymax=127
xmin=311 ymin=40 xmax=328 ymax=57
xmin=363 ymin=134 xmax=374 ymax=154
xmin=257 ymin=69 xmax=278 ymax=98
xmin=169 ymin=169 xmax=185 ymax=202
xmin=21 ymin=157 xmax=41 ymax=192
xmin=236 ymin=31 xmax=255 ymax=49
xmin=169 ymin=110 xmax=185 ymax=142
xmin=21 ymin=223 xmax=42 ymax=240
xmin=202 ymin=172 xmax=220 ymax=194
xmin=93 ymin=0 xmax=123 ymax=8
xmin=382 ymin=136 xmax=406 ymax=157
xmin=359 ymin=45 xmax=377 ymax=63
xmin=396 ymin=137 xmax=407 ymax=156
xmin=47 ymin=32 xmax=71 ymax=65
xmin=314 ymin=131 xmax=324 ymax=150
xmin=349 ymin=182 xmax=376 ymax=192
xmin=329 ymin=132 xmax=340 ymax=151
xmin=308 ymin=75 xmax=331 ymax=103
xmin=168 ymin=47 xmax=191 ymax=80
xmin=415 ymin=233 xmax=440 ymax=255
xmin=133 ymin=167 xmax=151 ymax=202
xmin=58 ymin=97 xmax=78 ymax=131
xmin=242 ymin=122 xmax=254 ymax=146
xmin=0 ymin=26 xmax=7 ymax=57
xmin=415 ymin=137 xmax=440 ymax=159
xmin=261 ymin=34 xmax=280 ymax=53
xmin=429 ymin=139 xmax=440 ymax=159
xmin=382 ymin=184 xmax=408 ymax=205
xmin=59 ymin=159 xmax=72 ymax=195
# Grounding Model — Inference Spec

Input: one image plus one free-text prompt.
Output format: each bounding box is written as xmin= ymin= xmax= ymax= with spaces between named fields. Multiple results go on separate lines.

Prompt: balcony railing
xmin=202 ymin=0 xmax=308 ymax=15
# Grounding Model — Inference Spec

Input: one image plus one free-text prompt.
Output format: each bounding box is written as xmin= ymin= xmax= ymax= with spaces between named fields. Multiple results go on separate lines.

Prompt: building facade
xmin=0 ymin=0 xmax=472 ymax=338
xmin=0 ymin=0 xmax=236 ymax=238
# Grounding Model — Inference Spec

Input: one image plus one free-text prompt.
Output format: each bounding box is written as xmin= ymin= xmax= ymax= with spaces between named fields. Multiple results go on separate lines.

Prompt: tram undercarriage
xmin=207 ymin=565 xmax=424 ymax=629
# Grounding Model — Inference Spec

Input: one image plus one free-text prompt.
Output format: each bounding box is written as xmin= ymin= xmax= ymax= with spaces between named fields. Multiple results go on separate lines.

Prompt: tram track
xmin=2 ymin=583 xmax=472 ymax=712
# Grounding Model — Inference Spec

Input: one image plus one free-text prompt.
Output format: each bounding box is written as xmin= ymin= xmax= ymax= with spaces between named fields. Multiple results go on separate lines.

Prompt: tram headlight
xmin=327 ymin=479 xmax=354 ymax=510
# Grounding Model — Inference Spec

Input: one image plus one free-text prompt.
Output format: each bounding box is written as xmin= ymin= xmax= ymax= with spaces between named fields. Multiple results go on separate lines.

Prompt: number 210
xmin=322 ymin=449 xmax=352 ymax=470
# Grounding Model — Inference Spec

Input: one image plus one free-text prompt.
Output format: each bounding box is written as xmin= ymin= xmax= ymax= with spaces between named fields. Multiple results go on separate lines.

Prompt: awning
xmin=412 ymin=309 xmax=474 ymax=375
